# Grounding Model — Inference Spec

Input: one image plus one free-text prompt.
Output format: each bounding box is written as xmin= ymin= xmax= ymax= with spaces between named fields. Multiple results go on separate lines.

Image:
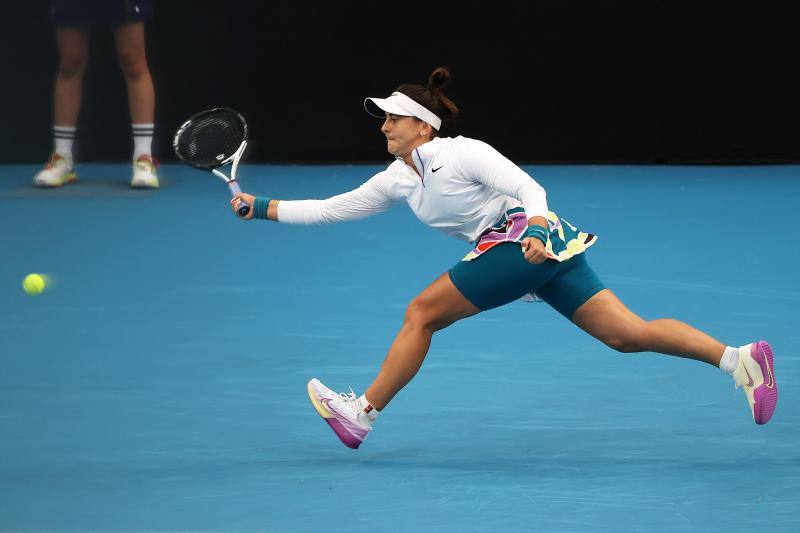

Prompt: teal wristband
xmin=253 ymin=197 xmax=272 ymax=220
xmin=524 ymin=224 xmax=548 ymax=245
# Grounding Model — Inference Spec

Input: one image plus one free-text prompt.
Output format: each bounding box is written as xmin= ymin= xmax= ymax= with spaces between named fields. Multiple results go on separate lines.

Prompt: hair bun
xmin=427 ymin=67 xmax=452 ymax=91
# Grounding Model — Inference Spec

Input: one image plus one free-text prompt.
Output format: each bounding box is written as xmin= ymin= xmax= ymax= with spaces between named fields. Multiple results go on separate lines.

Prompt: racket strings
xmin=176 ymin=114 xmax=246 ymax=169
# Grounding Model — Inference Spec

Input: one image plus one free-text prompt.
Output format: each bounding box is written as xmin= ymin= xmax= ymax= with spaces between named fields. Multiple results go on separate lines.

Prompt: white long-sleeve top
xmin=276 ymin=136 xmax=549 ymax=243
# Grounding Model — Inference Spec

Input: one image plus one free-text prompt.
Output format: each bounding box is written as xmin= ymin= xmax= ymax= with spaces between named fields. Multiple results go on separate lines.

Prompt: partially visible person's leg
xmin=54 ymin=27 xmax=89 ymax=128
xmin=34 ymin=27 xmax=88 ymax=187
xmin=114 ymin=21 xmax=158 ymax=188
xmin=113 ymin=22 xmax=154 ymax=125
xmin=572 ymin=289 xmax=726 ymax=366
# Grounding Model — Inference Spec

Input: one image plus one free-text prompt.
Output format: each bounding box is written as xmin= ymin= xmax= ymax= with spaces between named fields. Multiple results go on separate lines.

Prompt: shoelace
xmin=337 ymin=386 xmax=360 ymax=417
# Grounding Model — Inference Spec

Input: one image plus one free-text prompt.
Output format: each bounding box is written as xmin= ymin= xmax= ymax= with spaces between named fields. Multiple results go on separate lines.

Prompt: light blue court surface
xmin=1 ymin=163 xmax=798 ymax=532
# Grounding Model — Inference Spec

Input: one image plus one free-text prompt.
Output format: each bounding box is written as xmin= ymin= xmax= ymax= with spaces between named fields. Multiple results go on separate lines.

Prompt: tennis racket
xmin=173 ymin=107 xmax=251 ymax=216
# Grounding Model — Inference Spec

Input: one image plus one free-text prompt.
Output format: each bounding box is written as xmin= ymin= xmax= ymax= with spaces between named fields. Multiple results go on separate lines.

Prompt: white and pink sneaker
xmin=307 ymin=378 xmax=372 ymax=449
xmin=732 ymin=341 xmax=778 ymax=425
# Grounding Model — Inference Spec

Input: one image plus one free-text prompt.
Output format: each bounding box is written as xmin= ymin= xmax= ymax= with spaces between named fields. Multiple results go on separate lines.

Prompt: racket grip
xmin=227 ymin=180 xmax=250 ymax=217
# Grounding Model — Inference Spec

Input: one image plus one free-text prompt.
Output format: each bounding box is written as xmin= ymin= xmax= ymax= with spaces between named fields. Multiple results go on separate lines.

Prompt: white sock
xmin=356 ymin=394 xmax=379 ymax=425
xmin=719 ymin=346 xmax=739 ymax=375
xmin=132 ymin=123 xmax=154 ymax=160
xmin=53 ymin=125 xmax=75 ymax=162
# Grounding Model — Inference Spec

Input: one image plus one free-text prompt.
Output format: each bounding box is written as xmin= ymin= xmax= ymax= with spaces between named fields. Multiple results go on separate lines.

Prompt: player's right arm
xmin=231 ymin=170 xmax=396 ymax=223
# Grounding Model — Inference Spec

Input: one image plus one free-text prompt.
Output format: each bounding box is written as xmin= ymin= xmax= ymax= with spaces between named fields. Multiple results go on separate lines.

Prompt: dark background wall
xmin=1 ymin=0 xmax=796 ymax=164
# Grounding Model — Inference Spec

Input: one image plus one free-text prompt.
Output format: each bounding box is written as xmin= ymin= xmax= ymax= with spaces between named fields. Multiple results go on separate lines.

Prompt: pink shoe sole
xmin=321 ymin=416 xmax=364 ymax=449
xmin=752 ymin=341 xmax=777 ymax=425
xmin=307 ymin=381 xmax=366 ymax=449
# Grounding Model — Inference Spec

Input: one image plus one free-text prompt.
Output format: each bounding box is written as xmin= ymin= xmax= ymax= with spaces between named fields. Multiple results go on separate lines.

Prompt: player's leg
xmin=308 ymin=242 xmax=561 ymax=448
xmin=113 ymin=22 xmax=153 ymax=125
xmin=551 ymin=257 xmax=777 ymax=424
xmin=361 ymin=243 xmax=561 ymax=411
xmin=572 ymin=289 xmax=726 ymax=366
xmin=54 ymin=27 xmax=88 ymax=128
xmin=364 ymin=272 xmax=481 ymax=410
xmin=34 ymin=27 xmax=88 ymax=187
xmin=307 ymin=273 xmax=480 ymax=448
xmin=113 ymin=21 xmax=158 ymax=188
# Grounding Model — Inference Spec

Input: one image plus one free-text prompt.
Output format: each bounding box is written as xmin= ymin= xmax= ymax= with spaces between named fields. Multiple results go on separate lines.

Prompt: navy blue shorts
xmin=448 ymin=244 xmax=606 ymax=320
xmin=50 ymin=0 xmax=153 ymax=28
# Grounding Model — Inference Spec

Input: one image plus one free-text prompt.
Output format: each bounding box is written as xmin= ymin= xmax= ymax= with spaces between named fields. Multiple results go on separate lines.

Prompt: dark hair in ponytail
xmin=396 ymin=66 xmax=459 ymax=135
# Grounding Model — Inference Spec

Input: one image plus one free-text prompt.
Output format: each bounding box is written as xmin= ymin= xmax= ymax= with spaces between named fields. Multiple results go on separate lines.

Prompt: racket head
xmin=173 ymin=108 xmax=248 ymax=170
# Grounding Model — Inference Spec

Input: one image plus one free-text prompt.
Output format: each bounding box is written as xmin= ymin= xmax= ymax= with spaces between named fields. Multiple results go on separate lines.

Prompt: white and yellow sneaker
xmin=130 ymin=154 xmax=159 ymax=189
xmin=731 ymin=341 xmax=777 ymax=425
xmin=33 ymin=153 xmax=77 ymax=188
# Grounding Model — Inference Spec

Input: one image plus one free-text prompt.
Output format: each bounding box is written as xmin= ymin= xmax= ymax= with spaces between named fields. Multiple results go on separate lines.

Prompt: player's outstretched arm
xmin=230 ymin=170 xmax=395 ymax=225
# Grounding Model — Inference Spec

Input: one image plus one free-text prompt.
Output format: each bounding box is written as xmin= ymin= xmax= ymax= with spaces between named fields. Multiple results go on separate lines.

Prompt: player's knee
xmin=117 ymin=50 xmax=147 ymax=78
xmin=605 ymin=328 xmax=646 ymax=353
xmin=404 ymin=297 xmax=442 ymax=332
xmin=607 ymin=339 xmax=640 ymax=353
xmin=58 ymin=53 xmax=87 ymax=78
xmin=404 ymin=298 xmax=431 ymax=329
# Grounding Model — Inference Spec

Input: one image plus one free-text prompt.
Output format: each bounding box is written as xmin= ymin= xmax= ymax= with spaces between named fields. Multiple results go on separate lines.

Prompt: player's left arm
xmin=456 ymin=139 xmax=549 ymax=264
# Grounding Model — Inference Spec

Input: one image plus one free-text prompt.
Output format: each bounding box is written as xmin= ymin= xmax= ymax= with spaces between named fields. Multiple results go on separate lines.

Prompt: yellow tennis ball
xmin=23 ymin=273 xmax=46 ymax=295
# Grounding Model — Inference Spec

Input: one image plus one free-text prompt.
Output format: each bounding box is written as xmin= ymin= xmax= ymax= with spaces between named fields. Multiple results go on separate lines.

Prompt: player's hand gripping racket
xmin=173 ymin=107 xmax=251 ymax=216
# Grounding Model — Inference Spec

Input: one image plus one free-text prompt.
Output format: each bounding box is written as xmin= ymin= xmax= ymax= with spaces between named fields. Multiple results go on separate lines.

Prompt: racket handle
xmin=227 ymin=180 xmax=251 ymax=217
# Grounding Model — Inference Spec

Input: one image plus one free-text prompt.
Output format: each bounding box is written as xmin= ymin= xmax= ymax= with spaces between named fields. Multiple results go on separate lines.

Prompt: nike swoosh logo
xmin=743 ymin=365 xmax=755 ymax=388
xmin=432 ymin=166 xmax=444 ymax=173
xmin=762 ymin=347 xmax=775 ymax=389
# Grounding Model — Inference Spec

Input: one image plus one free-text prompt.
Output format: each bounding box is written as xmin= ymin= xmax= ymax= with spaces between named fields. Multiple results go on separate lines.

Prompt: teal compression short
xmin=448 ymin=243 xmax=606 ymax=320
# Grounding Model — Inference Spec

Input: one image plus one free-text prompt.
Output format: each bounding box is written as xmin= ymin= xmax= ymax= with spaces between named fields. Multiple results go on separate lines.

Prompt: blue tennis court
xmin=1 ymin=163 xmax=798 ymax=531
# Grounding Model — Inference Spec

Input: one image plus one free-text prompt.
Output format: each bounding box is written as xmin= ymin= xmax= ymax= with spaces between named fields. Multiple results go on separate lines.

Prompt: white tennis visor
xmin=364 ymin=92 xmax=442 ymax=131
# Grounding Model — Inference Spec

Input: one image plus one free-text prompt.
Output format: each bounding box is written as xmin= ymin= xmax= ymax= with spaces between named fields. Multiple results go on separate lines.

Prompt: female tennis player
xmin=232 ymin=67 xmax=777 ymax=449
